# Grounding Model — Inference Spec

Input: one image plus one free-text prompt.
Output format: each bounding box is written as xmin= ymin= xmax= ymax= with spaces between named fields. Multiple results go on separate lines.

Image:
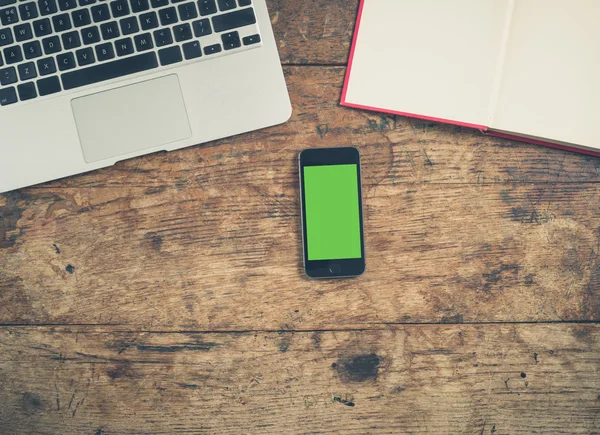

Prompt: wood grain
xmin=1 ymin=182 xmax=599 ymax=327
xmin=271 ymin=0 xmax=357 ymax=65
xmin=1 ymin=325 xmax=598 ymax=434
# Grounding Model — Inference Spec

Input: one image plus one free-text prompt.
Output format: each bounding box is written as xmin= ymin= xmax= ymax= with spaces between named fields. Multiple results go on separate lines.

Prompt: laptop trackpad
xmin=71 ymin=74 xmax=192 ymax=163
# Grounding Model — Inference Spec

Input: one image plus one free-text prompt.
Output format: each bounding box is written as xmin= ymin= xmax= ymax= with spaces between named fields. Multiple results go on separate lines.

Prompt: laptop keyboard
xmin=0 ymin=0 xmax=261 ymax=106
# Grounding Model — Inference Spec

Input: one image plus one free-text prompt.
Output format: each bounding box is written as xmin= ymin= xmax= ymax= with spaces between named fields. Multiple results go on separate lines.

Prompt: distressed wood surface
xmin=271 ymin=0 xmax=356 ymax=65
xmin=1 ymin=182 xmax=600 ymax=327
xmin=1 ymin=325 xmax=599 ymax=434
xmin=1 ymin=0 xmax=600 ymax=433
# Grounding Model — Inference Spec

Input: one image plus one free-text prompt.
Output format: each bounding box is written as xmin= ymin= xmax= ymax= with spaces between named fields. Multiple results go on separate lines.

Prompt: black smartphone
xmin=299 ymin=147 xmax=366 ymax=279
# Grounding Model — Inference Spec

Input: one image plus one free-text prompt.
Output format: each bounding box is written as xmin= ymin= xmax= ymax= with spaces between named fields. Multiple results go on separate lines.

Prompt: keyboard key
xmin=42 ymin=35 xmax=61 ymax=54
xmin=78 ymin=0 xmax=95 ymax=5
xmin=191 ymin=18 xmax=210 ymax=36
xmin=90 ymin=3 xmax=109 ymax=22
xmin=61 ymin=51 xmax=158 ymax=89
xmin=95 ymin=41 xmax=114 ymax=60
xmin=19 ymin=2 xmax=38 ymax=20
xmin=52 ymin=13 xmax=72 ymax=31
xmin=38 ymin=0 xmax=56 ymax=15
xmin=0 ymin=0 xmax=15 ymax=5
xmin=177 ymin=2 xmax=196 ymax=20
xmin=182 ymin=40 xmax=200 ymax=59
xmin=36 ymin=56 xmax=56 ymax=75
xmin=139 ymin=11 xmax=157 ymax=29
xmin=1 ymin=6 xmax=19 ymax=25
xmin=217 ymin=0 xmax=234 ymax=11
xmin=0 ymin=52 xmax=2 ymax=67
xmin=17 ymin=81 xmax=37 ymax=100
xmin=37 ymin=75 xmax=61 ymax=95
xmin=212 ymin=7 xmax=254 ymax=32
xmin=33 ymin=18 xmax=51 ymax=36
xmin=0 ymin=86 xmax=17 ymax=106
xmin=57 ymin=0 xmax=75 ymax=10
xmin=238 ymin=0 xmax=250 ymax=5
xmin=61 ymin=30 xmax=80 ymax=49
xmin=173 ymin=22 xmax=191 ymax=41
xmin=71 ymin=8 xmax=90 ymax=27
xmin=158 ymin=6 xmax=177 ymax=25
xmin=153 ymin=28 xmax=172 ymax=47
xmin=149 ymin=0 xmax=166 ymax=7
xmin=23 ymin=40 xmax=42 ymax=58
xmin=158 ymin=45 xmax=181 ymax=65
xmin=129 ymin=0 xmax=148 ymax=12
xmin=75 ymin=46 xmax=94 ymax=65
xmin=81 ymin=25 xmax=100 ymax=44
xmin=119 ymin=16 xmax=138 ymax=34
xmin=110 ymin=0 xmax=128 ymax=17
xmin=203 ymin=43 xmax=220 ymax=55
xmin=14 ymin=23 xmax=33 ymax=42
xmin=0 ymin=29 xmax=13 ymax=47
xmin=4 ymin=45 xmax=23 ymax=64
xmin=0 ymin=66 xmax=17 ymax=85
xmin=242 ymin=33 xmax=259 ymax=45
xmin=56 ymin=51 xmax=75 ymax=70
xmin=133 ymin=32 xmax=152 ymax=51
xmin=197 ymin=0 xmax=215 ymax=15
xmin=114 ymin=36 xmax=133 ymax=56
xmin=17 ymin=61 xmax=36 ymax=80
xmin=100 ymin=20 xmax=119 ymax=39
xmin=221 ymin=30 xmax=239 ymax=50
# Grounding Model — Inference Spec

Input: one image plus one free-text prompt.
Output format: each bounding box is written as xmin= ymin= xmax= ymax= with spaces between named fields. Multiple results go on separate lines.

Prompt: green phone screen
xmin=303 ymin=164 xmax=362 ymax=260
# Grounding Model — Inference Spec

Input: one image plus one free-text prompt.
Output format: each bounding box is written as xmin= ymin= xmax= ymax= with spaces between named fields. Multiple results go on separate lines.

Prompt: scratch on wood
xmin=177 ymin=383 xmax=199 ymax=390
xmin=423 ymin=149 xmax=434 ymax=167
xmin=67 ymin=391 xmax=75 ymax=410
xmin=72 ymin=397 xmax=84 ymax=417
xmin=55 ymin=380 xmax=60 ymax=411
xmin=135 ymin=342 xmax=217 ymax=352
xmin=317 ymin=124 xmax=329 ymax=138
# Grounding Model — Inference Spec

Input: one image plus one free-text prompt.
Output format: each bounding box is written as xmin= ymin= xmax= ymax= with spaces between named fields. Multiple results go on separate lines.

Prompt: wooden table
xmin=1 ymin=1 xmax=599 ymax=433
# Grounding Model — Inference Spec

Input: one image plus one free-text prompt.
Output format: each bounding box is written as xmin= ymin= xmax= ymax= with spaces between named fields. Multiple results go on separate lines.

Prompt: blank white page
xmin=344 ymin=0 xmax=511 ymax=127
xmin=492 ymin=0 xmax=600 ymax=148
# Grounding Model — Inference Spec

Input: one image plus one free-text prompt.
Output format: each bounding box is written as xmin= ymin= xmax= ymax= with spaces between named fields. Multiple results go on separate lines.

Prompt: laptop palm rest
xmin=71 ymin=74 xmax=192 ymax=163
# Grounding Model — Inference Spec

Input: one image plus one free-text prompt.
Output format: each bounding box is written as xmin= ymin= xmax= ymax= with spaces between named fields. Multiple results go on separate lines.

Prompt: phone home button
xmin=329 ymin=264 xmax=342 ymax=274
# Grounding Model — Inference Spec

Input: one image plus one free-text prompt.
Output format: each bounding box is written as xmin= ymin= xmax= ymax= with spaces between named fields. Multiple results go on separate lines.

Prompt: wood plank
xmin=272 ymin=0 xmax=357 ymax=65
xmin=0 ymin=325 xmax=598 ymax=434
xmin=16 ymin=67 xmax=600 ymax=190
xmin=1 ymin=183 xmax=599 ymax=327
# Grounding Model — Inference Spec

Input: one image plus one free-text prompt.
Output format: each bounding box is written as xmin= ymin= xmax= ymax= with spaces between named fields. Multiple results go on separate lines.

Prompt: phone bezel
xmin=299 ymin=147 xmax=366 ymax=279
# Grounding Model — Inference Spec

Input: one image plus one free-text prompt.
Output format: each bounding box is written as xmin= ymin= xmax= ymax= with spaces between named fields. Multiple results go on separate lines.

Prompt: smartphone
xmin=299 ymin=147 xmax=366 ymax=279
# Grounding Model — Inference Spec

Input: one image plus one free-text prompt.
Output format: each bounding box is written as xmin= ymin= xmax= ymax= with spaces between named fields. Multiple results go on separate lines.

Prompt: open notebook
xmin=341 ymin=0 xmax=600 ymax=156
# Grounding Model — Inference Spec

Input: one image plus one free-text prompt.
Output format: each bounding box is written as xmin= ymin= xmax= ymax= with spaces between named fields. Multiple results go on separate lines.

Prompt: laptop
xmin=0 ymin=0 xmax=291 ymax=193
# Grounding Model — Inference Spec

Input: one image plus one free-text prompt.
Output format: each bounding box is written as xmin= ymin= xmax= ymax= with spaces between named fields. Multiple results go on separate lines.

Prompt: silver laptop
xmin=0 ymin=0 xmax=291 ymax=193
